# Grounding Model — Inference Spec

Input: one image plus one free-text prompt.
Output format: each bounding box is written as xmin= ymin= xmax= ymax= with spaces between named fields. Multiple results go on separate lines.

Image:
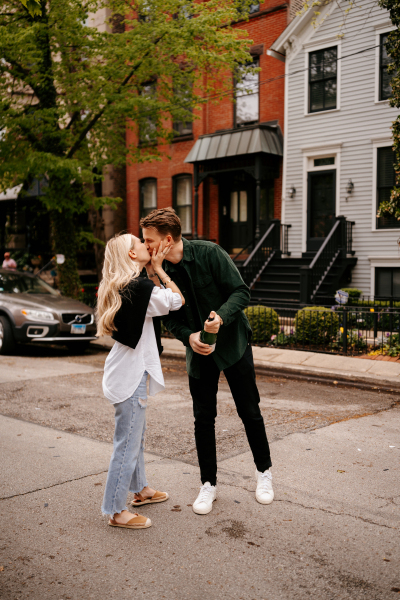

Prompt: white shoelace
xmin=197 ymin=485 xmax=214 ymax=503
xmin=258 ymin=471 xmax=272 ymax=490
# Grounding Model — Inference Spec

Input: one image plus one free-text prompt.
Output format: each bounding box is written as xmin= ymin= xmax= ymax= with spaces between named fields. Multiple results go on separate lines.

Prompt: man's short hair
xmin=140 ymin=207 xmax=182 ymax=241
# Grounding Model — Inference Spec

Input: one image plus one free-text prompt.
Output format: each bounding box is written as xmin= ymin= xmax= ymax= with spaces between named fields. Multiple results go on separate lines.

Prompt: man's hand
xmin=204 ymin=311 xmax=222 ymax=334
xmin=189 ymin=331 xmax=213 ymax=355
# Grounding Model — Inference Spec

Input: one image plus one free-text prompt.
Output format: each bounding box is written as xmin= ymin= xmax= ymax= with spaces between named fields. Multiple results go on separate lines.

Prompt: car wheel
xmin=0 ymin=316 xmax=17 ymax=355
xmin=65 ymin=341 xmax=91 ymax=354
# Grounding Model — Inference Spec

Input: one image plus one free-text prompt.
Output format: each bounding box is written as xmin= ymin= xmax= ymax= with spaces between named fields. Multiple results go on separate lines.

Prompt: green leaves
xmin=20 ymin=0 xmax=42 ymax=17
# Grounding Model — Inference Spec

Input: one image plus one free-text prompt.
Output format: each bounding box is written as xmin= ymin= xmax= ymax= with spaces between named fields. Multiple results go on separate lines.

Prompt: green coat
xmin=162 ymin=238 xmax=252 ymax=378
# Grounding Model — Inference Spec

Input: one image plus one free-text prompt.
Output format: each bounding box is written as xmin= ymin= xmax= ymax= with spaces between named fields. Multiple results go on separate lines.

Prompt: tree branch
xmin=66 ymin=34 xmax=165 ymax=159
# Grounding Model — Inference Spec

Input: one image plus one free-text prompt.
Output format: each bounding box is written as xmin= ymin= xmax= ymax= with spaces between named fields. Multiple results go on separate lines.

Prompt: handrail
xmin=243 ymin=222 xmax=275 ymax=268
xmin=239 ymin=220 xmax=281 ymax=289
xmin=232 ymin=237 xmax=255 ymax=262
xmin=309 ymin=219 xmax=341 ymax=270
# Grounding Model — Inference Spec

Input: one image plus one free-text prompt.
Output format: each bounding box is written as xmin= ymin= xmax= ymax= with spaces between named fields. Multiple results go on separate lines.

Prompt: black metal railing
xmin=300 ymin=216 xmax=355 ymax=304
xmin=232 ymin=238 xmax=255 ymax=262
xmin=241 ymin=219 xmax=281 ymax=288
xmin=243 ymin=304 xmax=400 ymax=356
xmin=281 ymin=223 xmax=291 ymax=256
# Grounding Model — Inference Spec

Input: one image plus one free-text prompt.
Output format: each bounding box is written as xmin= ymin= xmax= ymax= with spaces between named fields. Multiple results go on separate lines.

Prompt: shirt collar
xmin=167 ymin=238 xmax=194 ymax=271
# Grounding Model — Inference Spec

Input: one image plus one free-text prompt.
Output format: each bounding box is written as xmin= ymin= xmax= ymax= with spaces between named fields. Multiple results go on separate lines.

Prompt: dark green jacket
xmin=162 ymin=238 xmax=252 ymax=378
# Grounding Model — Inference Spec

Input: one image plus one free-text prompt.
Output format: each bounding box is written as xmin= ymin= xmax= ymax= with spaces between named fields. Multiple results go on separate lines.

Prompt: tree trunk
xmin=50 ymin=210 xmax=81 ymax=298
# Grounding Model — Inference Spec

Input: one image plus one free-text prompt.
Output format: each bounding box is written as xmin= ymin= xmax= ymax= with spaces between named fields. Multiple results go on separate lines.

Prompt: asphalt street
xmin=0 ymin=343 xmax=399 ymax=600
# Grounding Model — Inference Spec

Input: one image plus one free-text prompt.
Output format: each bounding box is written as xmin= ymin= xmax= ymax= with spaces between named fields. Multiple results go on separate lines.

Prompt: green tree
xmin=376 ymin=0 xmax=400 ymax=222
xmin=1 ymin=0 xmax=253 ymax=296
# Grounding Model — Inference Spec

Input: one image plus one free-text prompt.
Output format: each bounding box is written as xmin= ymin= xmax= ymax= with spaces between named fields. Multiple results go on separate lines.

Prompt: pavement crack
xmin=0 ymin=470 xmax=108 ymax=501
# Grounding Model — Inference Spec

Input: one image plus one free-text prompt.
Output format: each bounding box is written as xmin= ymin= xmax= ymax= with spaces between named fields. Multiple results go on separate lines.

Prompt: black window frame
xmin=375 ymin=267 xmax=400 ymax=298
xmin=138 ymin=81 xmax=157 ymax=146
xmin=234 ymin=56 xmax=260 ymax=128
xmin=308 ymin=46 xmax=337 ymax=114
xmin=376 ymin=146 xmax=399 ymax=229
xmin=173 ymin=174 xmax=192 ymax=235
xmin=172 ymin=85 xmax=193 ymax=141
xmin=139 ymin=178 xmax=157 ymax=220
xmin=379 ymin=32 xmax=393 ymax=101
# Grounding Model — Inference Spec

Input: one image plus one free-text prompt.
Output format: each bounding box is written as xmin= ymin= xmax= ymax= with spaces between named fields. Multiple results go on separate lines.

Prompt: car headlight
xmin=21 ymin=309 xmax=55 ymax=322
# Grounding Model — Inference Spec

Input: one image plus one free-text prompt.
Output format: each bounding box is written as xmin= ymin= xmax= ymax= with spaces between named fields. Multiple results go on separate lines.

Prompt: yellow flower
xmin=370 ymin=308 xmax=374 ymax=313
xmin=340 ymin=327 xmax=343 ymax=333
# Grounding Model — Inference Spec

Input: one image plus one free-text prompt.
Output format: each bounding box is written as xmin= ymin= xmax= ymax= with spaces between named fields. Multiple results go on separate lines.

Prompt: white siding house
xmin=269 ymin=0 xmax=399 ymax=299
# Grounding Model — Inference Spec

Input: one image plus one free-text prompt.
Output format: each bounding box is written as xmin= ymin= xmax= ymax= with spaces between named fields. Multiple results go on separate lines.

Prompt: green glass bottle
xmin=200 ymin=316 xmax=217 ymax=351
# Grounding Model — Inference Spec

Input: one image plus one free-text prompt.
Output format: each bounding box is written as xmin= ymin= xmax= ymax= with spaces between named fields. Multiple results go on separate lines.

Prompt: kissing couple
xmin=96 ymin=207 xmax=273 ymax=529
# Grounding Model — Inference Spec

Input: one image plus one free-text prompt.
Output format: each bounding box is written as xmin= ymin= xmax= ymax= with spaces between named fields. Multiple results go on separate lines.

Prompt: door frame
xmin=301 ymin=143 xmax=342 ymax=254
xmin=307 ymin=168 xmax=336 ymax=252
xmin=218 ymin=172 xmax=255 ymax=254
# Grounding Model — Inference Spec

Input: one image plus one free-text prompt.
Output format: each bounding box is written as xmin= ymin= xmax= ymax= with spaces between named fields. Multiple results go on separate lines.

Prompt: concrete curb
xmin=160 ymin=350 xmax=400 ymax=393
xmin=91 ymin=340 xmax=400 ymax=394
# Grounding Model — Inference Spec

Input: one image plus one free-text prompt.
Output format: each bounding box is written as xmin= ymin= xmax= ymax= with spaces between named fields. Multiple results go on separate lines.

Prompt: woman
xmin=96 ymin=233 xmax=185 ymax=530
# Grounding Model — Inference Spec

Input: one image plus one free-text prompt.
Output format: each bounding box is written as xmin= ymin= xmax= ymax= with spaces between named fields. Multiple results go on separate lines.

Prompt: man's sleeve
xmin=209 ymin=245 xmax=250 ymax=326
xmin=162 ymin=310 xmax=194 ymax=347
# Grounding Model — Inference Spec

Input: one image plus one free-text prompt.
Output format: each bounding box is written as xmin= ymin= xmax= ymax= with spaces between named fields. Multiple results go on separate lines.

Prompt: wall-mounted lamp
xmin=288 ymin=186 xmax=296 ymax=198
xmin=345 ymin=179 xmax=354 ymax=202
xmin=346 ymin=179 xmax=354 ymax=195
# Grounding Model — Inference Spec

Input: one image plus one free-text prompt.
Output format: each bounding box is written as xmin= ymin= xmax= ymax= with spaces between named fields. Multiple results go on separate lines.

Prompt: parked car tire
xmin=65 ymin=341 xmax=91 ymax=354
xmin=0 ymin=316 xmax=17 ymax=355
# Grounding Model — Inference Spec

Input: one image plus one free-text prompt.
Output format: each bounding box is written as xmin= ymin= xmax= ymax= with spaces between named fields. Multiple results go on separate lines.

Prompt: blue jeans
xmin=102 ymin=372 xmax=148 ymax=517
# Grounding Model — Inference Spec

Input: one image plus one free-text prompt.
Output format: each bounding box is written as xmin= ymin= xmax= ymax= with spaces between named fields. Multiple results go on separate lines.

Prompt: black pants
xmin=189 ymin=344 xmax=272 ymax=486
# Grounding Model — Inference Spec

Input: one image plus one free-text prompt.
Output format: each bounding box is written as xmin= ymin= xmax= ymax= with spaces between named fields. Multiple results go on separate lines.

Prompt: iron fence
xmin=244 ymin=304 xmax=400 ymax=357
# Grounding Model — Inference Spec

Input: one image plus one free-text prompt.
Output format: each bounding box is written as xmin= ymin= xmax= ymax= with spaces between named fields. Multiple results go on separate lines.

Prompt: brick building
xmin=126 ymin=1 xmax=296 ymax=254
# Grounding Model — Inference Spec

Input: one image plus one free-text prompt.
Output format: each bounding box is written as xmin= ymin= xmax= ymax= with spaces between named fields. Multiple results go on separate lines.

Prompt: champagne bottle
xmin=200 ymin=316 xmax=217 ymax=351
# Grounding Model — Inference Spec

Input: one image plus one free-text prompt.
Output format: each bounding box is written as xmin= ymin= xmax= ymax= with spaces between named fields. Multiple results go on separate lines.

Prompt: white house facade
xmin=269 ymin=0 xmax=399 ymax=301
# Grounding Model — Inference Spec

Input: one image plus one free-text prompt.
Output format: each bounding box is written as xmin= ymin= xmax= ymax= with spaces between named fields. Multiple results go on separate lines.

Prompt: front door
xmin=307 ymin=170 xmax=336 ymax=252
xmin=228 ymin=188 xmax=253 ymax=254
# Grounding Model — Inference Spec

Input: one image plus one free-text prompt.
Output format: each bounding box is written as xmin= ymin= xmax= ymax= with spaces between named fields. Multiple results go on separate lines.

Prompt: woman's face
xmin=130 ymin=236 xmax=151 ymax=264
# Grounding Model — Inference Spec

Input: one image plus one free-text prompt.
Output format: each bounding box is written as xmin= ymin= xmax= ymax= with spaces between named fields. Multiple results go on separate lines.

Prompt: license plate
xmin=71 ymin=324 xmax=86 ymax=334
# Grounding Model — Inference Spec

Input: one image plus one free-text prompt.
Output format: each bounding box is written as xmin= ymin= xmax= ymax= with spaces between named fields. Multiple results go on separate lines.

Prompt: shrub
xmin=78 ymin=283 xmax=98 ymax=308
xmin=245 ymin=305 xmax=279 ymax=344
xmin=340 ymin=288 xmax=363 ymax=299
xmin=295 ymin=306 xmax=339 ymax=345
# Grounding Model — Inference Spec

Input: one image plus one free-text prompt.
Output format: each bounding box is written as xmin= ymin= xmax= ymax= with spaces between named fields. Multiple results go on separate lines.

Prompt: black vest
xmin=111 ymin=278 xmax=163 ymax=355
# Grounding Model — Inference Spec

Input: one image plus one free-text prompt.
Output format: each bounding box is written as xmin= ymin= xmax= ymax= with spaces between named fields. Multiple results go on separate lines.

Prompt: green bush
xmin=78 ymin=283 xmax=98 ymax=308
xmin=244 ymin=305 xmax=279 ymax=344
xmin=295 ymin=306 xmax=339 ymax=345
xmin=340 ymin=288 xmax=363 ymax=299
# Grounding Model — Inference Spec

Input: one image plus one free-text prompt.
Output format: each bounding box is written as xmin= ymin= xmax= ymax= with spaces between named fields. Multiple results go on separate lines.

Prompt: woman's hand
xmin=151 ymin=240 xmax=173 ymax=273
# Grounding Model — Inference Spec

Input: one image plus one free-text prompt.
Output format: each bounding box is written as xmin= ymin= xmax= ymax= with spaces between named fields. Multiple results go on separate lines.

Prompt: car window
xmin=0 ymin=272 xmax=59 ymax=295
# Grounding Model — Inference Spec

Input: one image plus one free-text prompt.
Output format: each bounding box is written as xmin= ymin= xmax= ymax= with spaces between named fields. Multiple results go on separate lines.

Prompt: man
xmin=2 ymin=252 xmax=17 ymax=270
xmin=141 ymin=207 xmax=273 ymax=515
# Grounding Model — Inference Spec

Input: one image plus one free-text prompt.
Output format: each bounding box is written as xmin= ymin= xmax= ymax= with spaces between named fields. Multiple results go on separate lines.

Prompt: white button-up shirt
xmin=102 ymin=286 xmax=182 ymax=404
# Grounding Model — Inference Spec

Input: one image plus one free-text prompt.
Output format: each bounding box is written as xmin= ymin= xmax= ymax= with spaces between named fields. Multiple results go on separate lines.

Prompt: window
xmin=140 ymin=179 xmax=157 ymax=219
xmin=235 ymin=58 xmax=259 ymax=126
xmin=173 ymin=86 xmax=193 ymax=139
xmin=139 ymin=82 xmax=157 ymax=144
xmin=375 ymin=267 xmax=400 ymax=298
xmin=173 ymin=175 xmax=192 ymax=234
xmin=314 ymin=157 xmax=335 ymax=167
xmin=380 ymin=33 xmax=394 ymax=101
xmin=249 ymin=3 xmax=260 ymax=13
xmin=376 ymin=146 xmax=399 ymax=229
xmin=309 ymin=46 xmax=337 ymax=113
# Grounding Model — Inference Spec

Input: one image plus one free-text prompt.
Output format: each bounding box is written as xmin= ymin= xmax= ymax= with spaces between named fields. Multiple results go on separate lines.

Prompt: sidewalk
xmin=1 ymin=407 xmax=399 ymax=599
xmin=94 ymin=336 xmax=400 ymax=391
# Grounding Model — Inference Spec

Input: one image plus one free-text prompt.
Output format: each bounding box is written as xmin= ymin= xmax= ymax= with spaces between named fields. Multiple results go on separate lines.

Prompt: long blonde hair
xmin=96 ymin=233 xmax=141 ymax=336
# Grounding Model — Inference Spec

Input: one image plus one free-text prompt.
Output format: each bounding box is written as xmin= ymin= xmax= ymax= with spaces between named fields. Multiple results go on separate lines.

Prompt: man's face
xmin=142 ymin=227 xmax=171 ymax=254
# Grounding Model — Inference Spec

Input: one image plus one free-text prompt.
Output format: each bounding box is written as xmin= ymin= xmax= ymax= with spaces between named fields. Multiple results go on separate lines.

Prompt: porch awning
xmin=184 ymin=124 xmax=283 ymax=164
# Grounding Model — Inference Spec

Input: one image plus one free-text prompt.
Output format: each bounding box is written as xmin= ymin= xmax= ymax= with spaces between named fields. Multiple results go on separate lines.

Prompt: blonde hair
xmin=96 ymin=234 xmax=141 ymax=336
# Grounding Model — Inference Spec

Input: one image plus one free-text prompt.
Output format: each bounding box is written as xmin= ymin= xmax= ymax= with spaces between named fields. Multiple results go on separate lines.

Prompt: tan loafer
xmin=108 ymin=513 xmax=151 ymax=529
xmin=131 ymin=490 xmax=169 ymax=506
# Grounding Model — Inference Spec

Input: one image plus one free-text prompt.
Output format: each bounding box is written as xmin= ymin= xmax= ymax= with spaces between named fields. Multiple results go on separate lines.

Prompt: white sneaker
xmin=192 ymin=482 xmax=217 ymax=515
xmin=255 ymin=469 xmax=274 ymax=504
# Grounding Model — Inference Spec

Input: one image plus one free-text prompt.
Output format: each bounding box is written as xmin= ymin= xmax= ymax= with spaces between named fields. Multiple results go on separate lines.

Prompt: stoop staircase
xmin=234 ymin=217 xmax=357 ymax=309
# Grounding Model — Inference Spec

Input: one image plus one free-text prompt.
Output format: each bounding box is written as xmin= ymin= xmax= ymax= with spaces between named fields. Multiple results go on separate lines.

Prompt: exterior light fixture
xmin=346 ymin=179 xmax=354 ymax=195
xmin=288 ymin=186 xmax=296 ymax=198
xmin=345 ymin=179 xmax=354 ymax=202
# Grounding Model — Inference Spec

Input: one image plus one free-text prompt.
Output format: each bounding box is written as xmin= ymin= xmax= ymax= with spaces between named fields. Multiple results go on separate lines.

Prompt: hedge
xmin=244 ymin=305 xmax=279 ymax=344
xmin=295 ymin=306 xmax=339 ymax=345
